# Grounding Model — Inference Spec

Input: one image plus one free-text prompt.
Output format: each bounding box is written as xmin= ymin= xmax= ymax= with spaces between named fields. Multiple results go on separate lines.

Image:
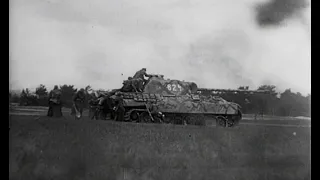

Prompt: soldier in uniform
xmin=88 ymin=91 xmax=100 ymax=120
xmin=148 ymin=104 xmax=165 ymax=123
xmin=96 ymin=91 xmax=112 ymax=120
xmin=71 ymin=88 xmax=86 ymax=120
xmin=132 ymin=68 xmax=152 ymax=92
xmin=152 ymin=111 xmax=165 ymax=123
xmin=112 ymin=92 xmax=125 ymax=121
xmin=47 ymin=85 xmax=62 ymax=117
xmin=133 ymin=68 xmax=151 ymax=80
xmin=121 ymin=77 xmax=136 ymax=92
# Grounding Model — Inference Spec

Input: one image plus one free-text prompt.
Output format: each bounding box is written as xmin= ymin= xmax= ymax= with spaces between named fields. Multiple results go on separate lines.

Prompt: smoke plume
xmin=9 ymin=0 xmax=311 ymax=95
xmin=255 ymin=0 xmax=309 ymax=27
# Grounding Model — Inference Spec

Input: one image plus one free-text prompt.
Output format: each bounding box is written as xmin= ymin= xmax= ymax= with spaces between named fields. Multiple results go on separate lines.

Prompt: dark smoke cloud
xmin=255 ymin=0 xmax=309 ymax=27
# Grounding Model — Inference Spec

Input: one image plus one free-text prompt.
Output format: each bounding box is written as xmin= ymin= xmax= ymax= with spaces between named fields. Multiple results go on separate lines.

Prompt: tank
xmin=106 ymin=74 xmax=258 ymax=127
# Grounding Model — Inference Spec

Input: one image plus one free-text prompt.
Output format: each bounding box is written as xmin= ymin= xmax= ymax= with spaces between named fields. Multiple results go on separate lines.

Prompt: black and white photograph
xmin=9 ymin=0 xmax=311 ymax=179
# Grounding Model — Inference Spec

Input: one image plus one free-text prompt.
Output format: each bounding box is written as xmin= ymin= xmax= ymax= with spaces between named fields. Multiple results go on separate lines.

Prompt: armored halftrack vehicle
xmin=105 ymin=74 xmax=255 ymax=127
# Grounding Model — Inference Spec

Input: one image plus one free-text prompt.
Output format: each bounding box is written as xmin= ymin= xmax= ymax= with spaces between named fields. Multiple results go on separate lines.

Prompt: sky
xmin=9 ymin=0 xmax=311 ymax=95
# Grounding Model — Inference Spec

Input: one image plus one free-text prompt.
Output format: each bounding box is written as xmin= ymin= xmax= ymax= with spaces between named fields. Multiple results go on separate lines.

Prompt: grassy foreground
xmin=9 ymin=115 xmax=310 ymax=180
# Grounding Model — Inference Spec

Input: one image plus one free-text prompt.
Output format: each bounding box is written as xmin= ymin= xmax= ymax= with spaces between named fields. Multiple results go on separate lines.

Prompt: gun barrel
xmin=197 ymin=88 xmax=273 ymax=94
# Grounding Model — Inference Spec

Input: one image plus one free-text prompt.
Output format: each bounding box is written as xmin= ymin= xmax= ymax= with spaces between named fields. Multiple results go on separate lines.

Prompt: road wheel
xmin=139 ymin=112 xmax=152 ymax=123
xmin=125 ymin=110 xmax=140 ymax=122
xmin=131 ymin=111 xmax=139 ymax=122
xmin=226 ymin=117 xmax=235 ymax=127
xmin=216 ymin=116 xmax=227 ymax=127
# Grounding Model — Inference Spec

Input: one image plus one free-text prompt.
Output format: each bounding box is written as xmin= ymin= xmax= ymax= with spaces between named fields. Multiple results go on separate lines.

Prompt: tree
xmin=19 ymin=89 xmax=27 ymax=105
xmin=35 ymin=84 xmax=48 ymax=98
xmin=35 ymin=84 xmax=49 ymax=106
xmin=238 ymin=86 xmax=249 ymax=90
xmin=254 ymin=85 xmax=279 ymax=116
xmin=9 ymin=90 xmax=20 ymax=103
xmin=59 ymin=85 xmax=77 ymax=108
xmin=25 ymin=88 xmax=30 ymax=96
xmin=19 ymin=88 xmax=38 ymax=106
xmin=277 ymin=89 xmax=311 ymax=117
xmin=234 ymin=86 xmax=251 ymax=113
xmin=257 ymin=85 xmax=277 ymax=94
xmin=279 ymin=89 xmax=295 ymax=116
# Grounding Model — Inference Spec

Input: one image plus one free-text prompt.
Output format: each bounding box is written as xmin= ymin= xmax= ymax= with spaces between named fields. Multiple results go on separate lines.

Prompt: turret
xmin=120 ymin=74 xmax=198 ymax=95
xmin=143 ymin=75 xmax=198 ymax=95
xmin=119 ymin=71 xmax=274 ymax=96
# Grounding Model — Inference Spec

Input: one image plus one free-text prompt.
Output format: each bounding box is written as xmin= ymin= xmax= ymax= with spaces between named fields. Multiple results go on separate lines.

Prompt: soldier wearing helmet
xmin=71 ymin=88 xmax=86 ymax=120
xmin=88 ymin=91 xmax=101 ymax=120
xmin=133 ymin=68 xmax=150 ymax=79
xmin=121 ymin=77 xmax=135 ymax=92
xmin=47 ymin=85 xmax=62 ymax=117
xmin=132 ymin=68 xmax=152 ymax=92
xmin=112 ymin=92 xmax=125 ymax=121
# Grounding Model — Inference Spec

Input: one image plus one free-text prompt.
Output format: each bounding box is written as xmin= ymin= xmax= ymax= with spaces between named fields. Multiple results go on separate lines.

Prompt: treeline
xmin=201 ymin=85 xmax=310 ymax=117
xmin=9 ymin=84 xmax=311 ymax=117
xmin=9 ymin=84 xmax=94 ymax=109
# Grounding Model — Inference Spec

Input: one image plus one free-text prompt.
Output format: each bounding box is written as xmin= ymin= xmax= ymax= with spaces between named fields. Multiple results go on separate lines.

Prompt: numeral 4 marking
xmin=166 ymin=83 xmax=183 ymax=92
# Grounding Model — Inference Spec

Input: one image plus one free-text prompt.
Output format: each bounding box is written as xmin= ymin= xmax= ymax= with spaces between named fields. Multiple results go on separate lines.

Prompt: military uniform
xmin=96 ymin=93 xmax=109 ymax=119
xmin=153 ymin=112 xmax=164 ymax=123
xmin=72 ymin=89 xmax=86 ymax=119
xmin=133 ymin=68 xmax=150 ymax=80
xmin=101 ymin=95 xmax=116 ymax=120
xmin=47 ymin=86 xmax=62 ymax=117
xmin=132 ymin=68 xmax=151 ymax=92
xmin=133 ymin=79 xmax=144 ymax=92
xmin=121 ymin=79 xmax=134 ymax=92
xmin=113 ymin=93 xmax=125 ymax=121
xmin=148 ymin=104 xmax=164 ymax=123
xmin=88 ymin=93 xmax=100 ymax=120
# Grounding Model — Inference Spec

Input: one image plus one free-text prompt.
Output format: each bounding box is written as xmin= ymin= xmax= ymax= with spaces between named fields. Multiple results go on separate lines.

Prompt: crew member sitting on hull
xmin=47 ymin=85 xmax=62 ymax=118
xmin=122 ymin=77 xmax=137 ymax=92
xmin=132 ymin=68 xmax=152 ymax=92
xmin=71 ymin=88 xmax=86 ymax=120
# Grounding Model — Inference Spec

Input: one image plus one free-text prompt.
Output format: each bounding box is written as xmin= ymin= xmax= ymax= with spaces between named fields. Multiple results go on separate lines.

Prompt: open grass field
xmin=9 ymin=111 xmax=311 ymax=180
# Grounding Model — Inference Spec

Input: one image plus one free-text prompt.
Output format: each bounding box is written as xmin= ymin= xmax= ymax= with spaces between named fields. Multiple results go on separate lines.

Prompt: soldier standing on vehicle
xmin=133 ymin=68 xmax=151 ymax=80
xmin=71 ymin=88 xmax=86 ymax=120
xmin=47 ymin=85 xmax=62 ymax=117
xmin=132 ymin=68 xmax=152 ymax=92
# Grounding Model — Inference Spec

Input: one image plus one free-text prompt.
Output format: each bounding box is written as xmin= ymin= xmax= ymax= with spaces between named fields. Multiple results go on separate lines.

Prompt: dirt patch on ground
xmin=9 ymin=115 xmax=310 ymax=180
